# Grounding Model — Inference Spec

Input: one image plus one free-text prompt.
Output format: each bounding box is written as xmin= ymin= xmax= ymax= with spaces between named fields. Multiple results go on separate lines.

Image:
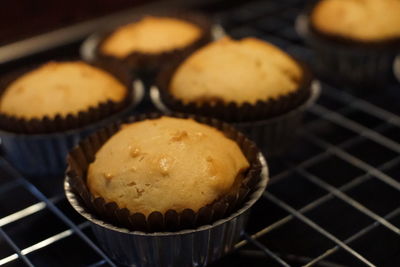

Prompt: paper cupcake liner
xmin=0 ymin=61 xmax=136 ymax=134
xmin=67 ymin=113 xmax=264 ymax=233
xmin=235 ymin=81 xmax=320 ymax=157
xmin=0 ymin=79 xmax=144 ymax=177
xmin=89 ymin=12 xmax=213 ymax=80
xmin=296 ymin=13 xmax=400 ymax=90
xmin=151 ymin=81 xmax=320 ymax=158
xmin=65 ymin=151 xmax=268 ymax=267
xmin=155 ymin=55 xmax=313 ymax=123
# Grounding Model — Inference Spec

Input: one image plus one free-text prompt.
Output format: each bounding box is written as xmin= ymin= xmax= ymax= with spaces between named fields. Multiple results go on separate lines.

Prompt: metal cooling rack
xmin=1 ymin=0 xmax=400 ymax=266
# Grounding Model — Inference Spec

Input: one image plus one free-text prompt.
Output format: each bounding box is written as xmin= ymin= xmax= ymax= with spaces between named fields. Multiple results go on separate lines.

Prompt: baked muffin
xmin=311 ymin=0 xmax=400 ymax=43
xmin=101 ymin=16 xmax=203 ymax=58
xmin=87 ymin=116 xmax=249 ymax=216
xmin=66 ymin=113 xmax=267 ymax=266
xmin=155 ymin=37 xmax=316 ymax=157
xmin=0 ymin=61 xmax=126 ymax=120
xmin=0 ymin=61 xmax=139 ymax=177
xmin=169 ymin=37 xmax=304 ymax=105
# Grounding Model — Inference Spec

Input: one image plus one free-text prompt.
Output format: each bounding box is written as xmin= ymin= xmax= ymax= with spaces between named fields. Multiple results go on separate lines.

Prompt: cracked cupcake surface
xmin=169 ymin=37 xmax=303 ymax=105
xmin=87 ymin=116 xmax=249 ymax=216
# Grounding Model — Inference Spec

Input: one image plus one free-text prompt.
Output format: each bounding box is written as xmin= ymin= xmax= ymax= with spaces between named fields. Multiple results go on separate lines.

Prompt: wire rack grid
xmin=0 ymin=0 xmax=400 ymax=266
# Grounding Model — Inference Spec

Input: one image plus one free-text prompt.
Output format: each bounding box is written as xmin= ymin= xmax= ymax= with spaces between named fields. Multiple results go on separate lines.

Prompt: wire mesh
xmin=0 ymin=0 xmax=399 ymax=266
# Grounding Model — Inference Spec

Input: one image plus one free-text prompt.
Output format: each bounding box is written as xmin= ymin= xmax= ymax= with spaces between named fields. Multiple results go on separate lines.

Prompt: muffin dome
xmin=0 ymin=61 xmax=126 ymax=119
xmin=311 ymin=0 xmax=400 ymax=42
xmin=169 ymin=37 xmax=303 ymax=105
xmin=87 ymin=116 xmax=249 ymax=216
xmin=100 ymin=16 xmax=202 ymax=58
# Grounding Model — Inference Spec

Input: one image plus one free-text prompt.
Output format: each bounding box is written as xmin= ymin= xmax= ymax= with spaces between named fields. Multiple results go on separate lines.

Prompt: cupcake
xmin=152 ymin=37 xmax=320 ymax=157
xmin=297 ymin=0 xmax=400 ymax=89
xmin=66 ymin=114 xmax=268 ymax=266
xmin=93 ymin=14 xmax=213 ymax=79
xmin=0 ymin=61 xmax=142 ymax=177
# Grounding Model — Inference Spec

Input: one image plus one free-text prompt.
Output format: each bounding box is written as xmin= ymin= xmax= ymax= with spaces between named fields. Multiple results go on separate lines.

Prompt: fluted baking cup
xmin=86 ymin=12 xmax=214 ymax=79
xmin=0 ymin=78 xmax=144 ymax=177
xmin=296 ymin=13 xmax=400 ymax=90
xmin=235 ymin=81 xmax=320 ymax=157
xmin=151 ymin=81 xmax=320 ymax=157
xmin=67 ymin=113 xmax=264 ymax=234
xmin=65 ymin=151 xmax=268 ymax=267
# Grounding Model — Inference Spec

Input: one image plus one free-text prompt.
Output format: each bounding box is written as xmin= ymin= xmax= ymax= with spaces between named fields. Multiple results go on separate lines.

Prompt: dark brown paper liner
xmin=156 ymin=54 xmax=313 ymax=123
xmin=94 ymin=11 xmax=213 ymax=76
xmin=307 ymin=1 xmax=400 ymax=50
xmin=66 ymin=113 xmax=262 ymax=232
xmin=0 ymin=60 xmax=135 ymax=134
xmin=309 ymin=24 xmax=400 ymax=50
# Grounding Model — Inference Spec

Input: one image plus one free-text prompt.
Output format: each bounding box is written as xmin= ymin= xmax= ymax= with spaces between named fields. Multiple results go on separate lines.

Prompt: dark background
xmin=0 ymin=0 xmax=152 ymax=44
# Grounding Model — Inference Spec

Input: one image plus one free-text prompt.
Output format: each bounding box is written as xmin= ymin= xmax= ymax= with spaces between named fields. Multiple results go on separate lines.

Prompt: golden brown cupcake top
xmin=169 ymin=37 xmax=303 ymax=105
xmin=0 ymin=62 xmax=126 ymax=120
xmin=311 ymin=0 xmax=400 ymax=42
xmin=87 ymin=116 xmax=249 ymax=216
xmin=100 ymin=16 xmax=202 ymax=58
